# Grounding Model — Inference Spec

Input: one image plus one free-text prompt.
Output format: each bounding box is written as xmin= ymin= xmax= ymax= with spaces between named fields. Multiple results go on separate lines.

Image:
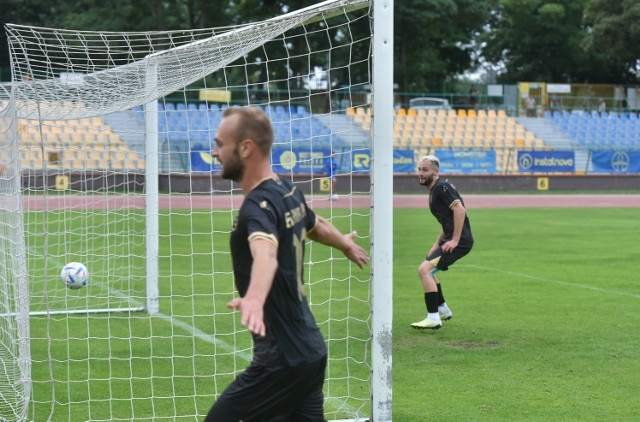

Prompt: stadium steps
xmin=516 ymin=117 xmax=589 ymax=172
xmin=103 ymin=110 xmax=145 ymax=155
xmin=314 ymin=113 xmax=371 ymax=150
xmin=516 ymin=117 xmax=575 ymax=149
xmin=102 ymin=109 xmax=187 ymax=173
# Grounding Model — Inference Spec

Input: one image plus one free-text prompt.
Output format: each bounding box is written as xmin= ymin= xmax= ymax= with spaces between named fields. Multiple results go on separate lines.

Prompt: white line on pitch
xmin=461 ymin=264 xmax=640 ymax=300
xmin=108 ymin=288 xmax=252 ymax=361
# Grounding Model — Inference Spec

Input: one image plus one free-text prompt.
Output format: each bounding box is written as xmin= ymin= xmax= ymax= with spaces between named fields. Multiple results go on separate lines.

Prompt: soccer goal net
xmin=0 ymin=0 xmax=392 ymax=420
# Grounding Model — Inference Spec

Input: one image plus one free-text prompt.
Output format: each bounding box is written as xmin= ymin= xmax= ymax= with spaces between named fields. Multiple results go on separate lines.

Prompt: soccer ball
xmin=60 ymin=262 xmax=89 ymax=289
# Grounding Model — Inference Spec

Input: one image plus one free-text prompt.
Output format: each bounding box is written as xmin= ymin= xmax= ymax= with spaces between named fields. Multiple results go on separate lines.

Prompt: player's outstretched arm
xmin=307 ymin=215 xmax=369 ymax=269
xmin=226 ymin=238 xmax=278 ymax=337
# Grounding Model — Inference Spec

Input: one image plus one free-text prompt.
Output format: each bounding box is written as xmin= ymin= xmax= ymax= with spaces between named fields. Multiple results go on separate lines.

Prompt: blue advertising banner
xmin=517 ymin=150 xmax=575 ymax=173
xmin=591 ymin=150 xmax=640 ymax=174
xmin=393 ymin=150 xmax=415 ymax=173
xmin=193 ymin=148 xmax=488 ymax=174
xmin=271 ymin=148 xmax=329 ymax=174
xmin=190 ymin=147 xmax=220 ymax=172
xmin=434 ymin=150 xmax=496 ymax=174
xmin=352 ymin=149 xmax=371 ymax=173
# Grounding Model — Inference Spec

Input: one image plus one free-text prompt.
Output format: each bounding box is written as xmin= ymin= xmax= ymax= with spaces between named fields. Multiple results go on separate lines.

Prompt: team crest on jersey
xmin=260 ymin=200 xmax=269 ymax=209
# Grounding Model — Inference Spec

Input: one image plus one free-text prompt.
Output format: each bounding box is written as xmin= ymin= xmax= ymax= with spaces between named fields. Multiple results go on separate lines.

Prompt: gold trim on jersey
xmin=248 ymin=232 xmax=278 ymax=247
xmin=249 ymin=174 xmax=278 ymax=192
xmin=428 ymin=255 xmax=441 ymax=267
xmin=307 ymin=219 xmax=319 ymax=237
xmin=283 ymin=185 xmax=298 ymax=199
xmin=449 ymin=199 xmax=461 ymax=209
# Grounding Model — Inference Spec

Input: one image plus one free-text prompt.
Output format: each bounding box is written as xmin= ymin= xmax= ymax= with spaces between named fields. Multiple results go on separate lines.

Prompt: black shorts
xmin=204 ymin=356 xmax=327 ymax=422
xmin=426 ymin=243 xmax=473 ymax=271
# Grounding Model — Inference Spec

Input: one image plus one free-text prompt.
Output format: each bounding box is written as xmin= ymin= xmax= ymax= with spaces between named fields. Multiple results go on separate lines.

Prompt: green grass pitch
xmin=22 ymin=205 xmax=640 ymax=420
xmin=393 ymin=207 xmax=640 ymax=421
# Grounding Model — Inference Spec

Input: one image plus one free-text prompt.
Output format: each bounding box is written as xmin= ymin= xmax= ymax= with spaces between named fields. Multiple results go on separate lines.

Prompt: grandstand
xmin=14 ymin=99 xmax=640 ymax=176
xmin=17 ymin=102 xmax=367 ymax=173
xmin=546 ymin=110 xmax=640 ymax=149
xmin=350 ymin=106 xmax=546 ymax=173
xmin=17 ymin=116 xmax=145 ymax=171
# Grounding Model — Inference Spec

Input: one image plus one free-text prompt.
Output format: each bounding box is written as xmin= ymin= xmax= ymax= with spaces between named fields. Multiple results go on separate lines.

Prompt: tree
xmin=584 ymin=0 xmax=640 ymax=81
xmin=481 ymin=0 xmax=590 ymax=83
xmin=395 ymin=0 xmax=495 ymax=93
xmin=480 ymin=0 xmax=637 ymax=84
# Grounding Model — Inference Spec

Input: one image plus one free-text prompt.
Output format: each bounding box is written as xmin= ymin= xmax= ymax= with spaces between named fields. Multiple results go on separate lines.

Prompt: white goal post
xmin=1 ymin=0 xmax=393 ymax=420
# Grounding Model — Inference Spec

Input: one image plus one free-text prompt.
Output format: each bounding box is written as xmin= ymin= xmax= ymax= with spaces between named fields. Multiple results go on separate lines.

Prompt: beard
xmin=419 ymin=175 xmax=434 ymax=186
xmin=220 ymin=147 xmax=244 ymax=181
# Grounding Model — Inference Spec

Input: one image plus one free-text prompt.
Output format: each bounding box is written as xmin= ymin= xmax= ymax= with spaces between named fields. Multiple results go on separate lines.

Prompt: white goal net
xmin=0 ymin=0 xmax=392 ymax=421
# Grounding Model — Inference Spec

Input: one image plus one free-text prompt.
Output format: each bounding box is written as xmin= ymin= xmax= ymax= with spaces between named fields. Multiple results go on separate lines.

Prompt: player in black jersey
xmin=411 ymin=155 xmax=474 ymax=330
xmin=205 ymin=106 xmax=369 ymax=421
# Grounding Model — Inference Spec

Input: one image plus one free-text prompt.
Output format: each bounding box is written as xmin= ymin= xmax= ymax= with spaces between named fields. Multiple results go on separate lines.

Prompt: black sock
xmin=424 ymin=292 xmax=439 ymax=314
xmin=437 ymin=283 xmax=445 ymax=306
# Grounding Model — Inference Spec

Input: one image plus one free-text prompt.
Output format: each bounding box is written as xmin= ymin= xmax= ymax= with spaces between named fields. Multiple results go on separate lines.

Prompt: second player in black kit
xmin=427 ymin=177 xmax=474 ymax=271
xmin=411 ymin=155 xmax=474 ymax=330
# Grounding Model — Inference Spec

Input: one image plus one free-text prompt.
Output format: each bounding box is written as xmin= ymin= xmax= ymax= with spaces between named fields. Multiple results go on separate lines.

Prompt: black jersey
xmin=429 ymin=178 xmax=474 ymax=246
xmin=230 ymin=176 xmax=327 ymax=367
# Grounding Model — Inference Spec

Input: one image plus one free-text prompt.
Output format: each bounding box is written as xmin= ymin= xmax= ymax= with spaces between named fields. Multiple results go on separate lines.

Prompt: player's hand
xmin=342 ymin=231 xmax=369 ymax=269
xmin=227 ymin=297 xmax=266 ymax=337
xmin=442 ymin=239 xmax=458 ymax=253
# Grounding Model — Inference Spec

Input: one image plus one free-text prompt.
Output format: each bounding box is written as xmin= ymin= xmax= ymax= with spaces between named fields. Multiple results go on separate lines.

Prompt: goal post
xmin=0 ymin=90 xmax=32 ymax=422
xmin=370 ymin=0 xmax=394 ymax=420
xmin=1 ymin=0 xmax=393 ymax=420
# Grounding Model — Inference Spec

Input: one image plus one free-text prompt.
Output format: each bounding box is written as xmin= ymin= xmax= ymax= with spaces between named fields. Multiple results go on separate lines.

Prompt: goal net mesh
xmin=1 ymin=0 xmax=373 ymax=420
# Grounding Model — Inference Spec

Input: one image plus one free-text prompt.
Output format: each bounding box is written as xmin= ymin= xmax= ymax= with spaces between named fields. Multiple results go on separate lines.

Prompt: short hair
xmin=420 ymin=154 xmax=440 ymax=169
xmin=222 ymin=106 xmax=274 ymax=155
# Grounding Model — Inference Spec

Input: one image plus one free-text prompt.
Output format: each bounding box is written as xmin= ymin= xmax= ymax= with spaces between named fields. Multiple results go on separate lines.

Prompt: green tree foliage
xmin=481 ymin=0 xmax=587 ymax=82
xmin=481 ymin=0 xmax=637 ymax=83
xmin=2 ymin=0 xmax=640 ymax=85
xmin=395 ymin=0 xmax=495 ymax=92
xmin=584 ymin=0 xmax=640 ymax=81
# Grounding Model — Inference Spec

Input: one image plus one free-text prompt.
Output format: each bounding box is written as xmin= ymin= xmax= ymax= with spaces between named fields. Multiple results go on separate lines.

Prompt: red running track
xmin=21 ymin=194 xmax=640 ymax=210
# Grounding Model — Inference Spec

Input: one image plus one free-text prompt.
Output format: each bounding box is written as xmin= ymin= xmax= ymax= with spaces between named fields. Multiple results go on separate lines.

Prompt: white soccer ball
xmin=60 ymin=262 xmax=89 ymax=289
